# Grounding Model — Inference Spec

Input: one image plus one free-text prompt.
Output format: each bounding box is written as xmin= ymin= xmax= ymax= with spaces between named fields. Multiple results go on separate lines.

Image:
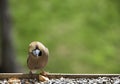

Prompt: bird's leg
xmin=29 ymin=70 xmax=33 ymax=78
xmin=29 ymin=71 xmax=33 ymax=74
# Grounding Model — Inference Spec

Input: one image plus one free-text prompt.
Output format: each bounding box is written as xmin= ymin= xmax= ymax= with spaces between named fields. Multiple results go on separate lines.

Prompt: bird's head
xmin=29 ymin=41 xmax=46 ymax=57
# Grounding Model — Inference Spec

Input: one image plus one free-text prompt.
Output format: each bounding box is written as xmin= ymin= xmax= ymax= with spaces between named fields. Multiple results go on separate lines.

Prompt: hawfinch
xmin=27 ymin=41 xmax=49 ymax=75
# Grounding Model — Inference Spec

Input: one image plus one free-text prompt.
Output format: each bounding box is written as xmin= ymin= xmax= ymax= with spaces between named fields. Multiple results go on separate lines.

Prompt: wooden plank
xmin=0 ymin=73 xmax=37 ymax=79
xmin=47 ymin=73 xmax=120 ymax=79
xmin=0 ymin=73 xmax=119 ymax=79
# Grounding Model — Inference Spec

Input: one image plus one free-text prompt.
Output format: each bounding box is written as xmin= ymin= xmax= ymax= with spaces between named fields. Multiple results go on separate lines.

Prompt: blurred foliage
xmin=9 ymin=0 xmax=120 ymax=73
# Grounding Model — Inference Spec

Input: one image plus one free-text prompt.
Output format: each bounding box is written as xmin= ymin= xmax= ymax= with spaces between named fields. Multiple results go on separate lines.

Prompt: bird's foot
xmin=40 ymin=71 xmax=49 ymax=76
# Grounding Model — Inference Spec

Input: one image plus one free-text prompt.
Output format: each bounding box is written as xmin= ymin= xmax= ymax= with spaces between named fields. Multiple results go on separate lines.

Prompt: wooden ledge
xmin=0 ymin=73 xmax=119 ymax=79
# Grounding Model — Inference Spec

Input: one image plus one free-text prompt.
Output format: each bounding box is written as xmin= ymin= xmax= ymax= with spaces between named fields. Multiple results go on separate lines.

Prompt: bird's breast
xmin=27 ymin=55 xmax=48 ymax=70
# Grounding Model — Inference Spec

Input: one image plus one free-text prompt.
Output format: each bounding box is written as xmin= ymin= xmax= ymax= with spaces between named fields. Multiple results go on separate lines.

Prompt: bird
xmin=27 ymin=41 xmax=49 ymax=75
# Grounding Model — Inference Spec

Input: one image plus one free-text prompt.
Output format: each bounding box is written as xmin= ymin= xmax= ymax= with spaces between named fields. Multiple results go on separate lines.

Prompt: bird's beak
xmin=33 ymin=49 xmax=40 ymax=57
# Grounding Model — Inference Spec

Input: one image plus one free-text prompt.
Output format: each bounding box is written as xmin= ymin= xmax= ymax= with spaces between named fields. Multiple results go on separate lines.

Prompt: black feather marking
xmin=38 ymin=51 xmax=42 ymax=56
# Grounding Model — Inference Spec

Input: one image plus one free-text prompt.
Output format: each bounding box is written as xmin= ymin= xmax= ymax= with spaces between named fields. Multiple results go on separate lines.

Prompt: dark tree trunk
xmin=0 ymin=0 xmax=20 ymax=72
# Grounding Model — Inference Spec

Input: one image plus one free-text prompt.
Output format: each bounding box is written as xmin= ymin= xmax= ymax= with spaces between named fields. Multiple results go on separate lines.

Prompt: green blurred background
xmin=9 ymin=0 xmax=120 ymax=73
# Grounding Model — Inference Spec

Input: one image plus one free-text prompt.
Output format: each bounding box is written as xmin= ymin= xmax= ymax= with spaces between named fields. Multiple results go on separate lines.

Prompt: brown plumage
xmin=27 ymin=41 xmax=49 ymax=74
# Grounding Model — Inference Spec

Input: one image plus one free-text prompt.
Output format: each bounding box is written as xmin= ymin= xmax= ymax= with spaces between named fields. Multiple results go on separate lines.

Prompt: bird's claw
xmin=40 ymin=71 xmax=49 ymax=76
